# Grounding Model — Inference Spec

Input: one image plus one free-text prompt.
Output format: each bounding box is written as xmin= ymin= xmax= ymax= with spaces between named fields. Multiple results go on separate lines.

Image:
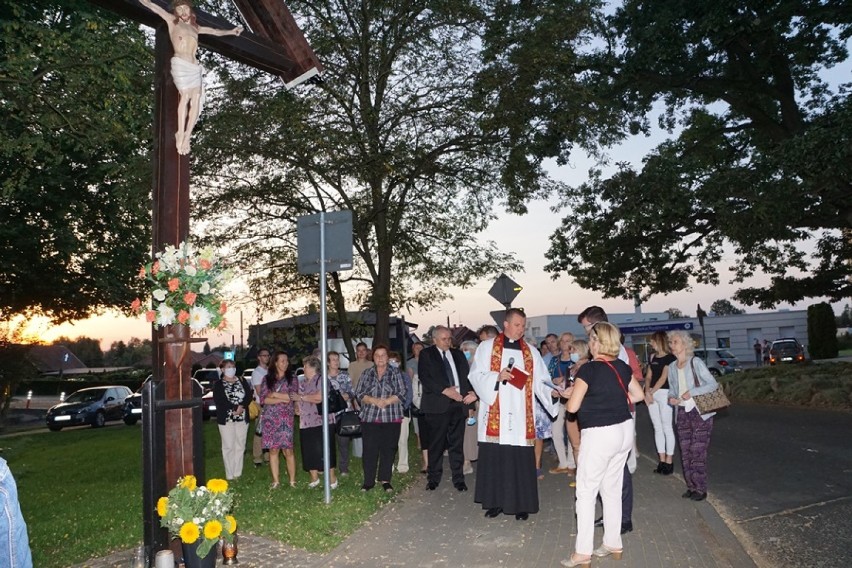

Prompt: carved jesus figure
xmin=139 ymin=0 xmax=242 ymax=154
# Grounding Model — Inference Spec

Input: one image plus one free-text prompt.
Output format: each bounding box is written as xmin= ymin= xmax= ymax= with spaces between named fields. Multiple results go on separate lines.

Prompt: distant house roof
xmin=257 ymin=312 xmax=418 ymax=330
xmin=194 ymin=352 xmax=224 ymax=368
xmin=26 ymin=345 xmax=87 ymax=374
xmin=450 ymin=326 xmax=477 ymax=347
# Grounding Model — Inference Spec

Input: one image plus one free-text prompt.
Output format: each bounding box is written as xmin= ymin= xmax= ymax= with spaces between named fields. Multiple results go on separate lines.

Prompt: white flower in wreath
xmin=184 ymin=264 xmax=197 ymax=277
xmin=156 ymin=304 xmax=176 ymax=327
xmin=188 ymin=306 xmax=213 ymax=332
xmin=199 ymin=281 xmax=210 ymax=294
xmin=153 ymin=289 xmax=167 ymax=302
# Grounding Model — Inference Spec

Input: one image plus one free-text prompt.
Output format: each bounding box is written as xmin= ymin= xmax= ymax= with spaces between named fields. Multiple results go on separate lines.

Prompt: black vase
xmin=181 ymin=539 xmax=217 ymax=568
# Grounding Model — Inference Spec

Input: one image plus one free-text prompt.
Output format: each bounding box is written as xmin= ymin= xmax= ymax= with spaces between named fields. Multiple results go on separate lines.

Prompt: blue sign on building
xmin=619 ymin=321 xmax=694 ymax=335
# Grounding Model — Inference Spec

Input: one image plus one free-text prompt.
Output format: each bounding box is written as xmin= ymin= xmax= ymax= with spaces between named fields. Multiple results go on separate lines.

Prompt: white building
xmin=526 ymin=310 xmax=809 ymax=365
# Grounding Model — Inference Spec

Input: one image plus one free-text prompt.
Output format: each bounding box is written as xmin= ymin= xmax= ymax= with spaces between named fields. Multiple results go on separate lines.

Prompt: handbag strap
xmin=597 ymin=358 xmax=631 ymax=408
xmin=689 ymin=357 xmax=701 ymax=388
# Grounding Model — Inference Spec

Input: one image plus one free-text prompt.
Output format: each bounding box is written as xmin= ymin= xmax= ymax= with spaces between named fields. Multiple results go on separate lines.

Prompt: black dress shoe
xmin=653 ymin=461 xmax=664 ymax=473
xmin=426 ymin=481 xmax=439 ymax=490
xmin=690 ymin=491 xmax=707 ymax=501
xmin=682 ymin=489 xmax=695 ymax=499
xmin=594 ymin=516 xmax=603 ymax=528
xmin=484 ymin=507 xmax=502 ymax=518
xmin=515 ymin=513 xmax=529 ymax=521
xmin=454 ymin=482 xmax=468 ymax=492
xmin=621 ymin=521 xmax=633 ymax=534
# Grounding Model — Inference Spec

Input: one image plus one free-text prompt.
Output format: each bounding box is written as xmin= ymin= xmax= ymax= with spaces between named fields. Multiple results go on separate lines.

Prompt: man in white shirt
xmin=251 ymin=348 xmax=271 ymax=467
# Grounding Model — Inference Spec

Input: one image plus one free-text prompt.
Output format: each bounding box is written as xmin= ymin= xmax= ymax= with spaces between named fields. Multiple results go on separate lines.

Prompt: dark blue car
xmin=46 ymin=386 xmax=132 ymax=431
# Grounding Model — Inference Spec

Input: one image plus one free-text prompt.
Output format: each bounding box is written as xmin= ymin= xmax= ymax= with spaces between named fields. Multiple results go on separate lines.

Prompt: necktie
xmin=442 ymin=350 xmax=454 ymax=387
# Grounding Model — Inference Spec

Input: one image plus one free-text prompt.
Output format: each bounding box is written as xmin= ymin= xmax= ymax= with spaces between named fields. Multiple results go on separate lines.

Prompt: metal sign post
xmin=297 ymin=210 xmax=353 ymax=504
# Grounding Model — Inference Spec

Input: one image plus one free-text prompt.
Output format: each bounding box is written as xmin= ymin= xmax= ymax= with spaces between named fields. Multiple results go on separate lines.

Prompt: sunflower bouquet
xmin=157 ymin=475 xmax=237 ymax=558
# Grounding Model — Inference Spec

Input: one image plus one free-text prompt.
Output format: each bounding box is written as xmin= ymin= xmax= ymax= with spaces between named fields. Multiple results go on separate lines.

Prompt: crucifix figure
xmin=139 ymin=0 xmax=242 ymax=154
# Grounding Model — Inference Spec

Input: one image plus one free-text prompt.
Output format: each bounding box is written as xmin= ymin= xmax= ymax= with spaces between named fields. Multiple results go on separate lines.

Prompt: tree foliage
xmin=807 ymin=302 xmax=838 ymax=359
xmin=665 ymin=307 xmax=685 ymax=319
xmin=710 ymin=299 xmax=745 ymax=316
xmin=192 ymin=0 xmax=525 ymax=345
xmin=0 ymin=0 xmax=153 ymax=322
xmin=487 ymin=1 xmax=852 ymax=307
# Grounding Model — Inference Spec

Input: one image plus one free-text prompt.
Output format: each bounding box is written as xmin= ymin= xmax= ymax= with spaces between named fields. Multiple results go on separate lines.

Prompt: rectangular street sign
xmin=297 ymin=210 xmax=354 ymax=274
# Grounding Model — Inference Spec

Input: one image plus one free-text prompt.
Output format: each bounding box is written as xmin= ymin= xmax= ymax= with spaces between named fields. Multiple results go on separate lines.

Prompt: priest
xmin=468 ymin=308 xmax=560 ymax=520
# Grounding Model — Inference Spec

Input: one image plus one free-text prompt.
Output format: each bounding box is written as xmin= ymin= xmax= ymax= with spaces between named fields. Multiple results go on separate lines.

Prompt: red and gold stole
xmin=485 ymin=334 xmax=535 ymax=444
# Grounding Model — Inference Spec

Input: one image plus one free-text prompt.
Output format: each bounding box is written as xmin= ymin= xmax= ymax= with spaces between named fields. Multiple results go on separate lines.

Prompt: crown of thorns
xmin=171 ymin=0 xmax=192 ymax=9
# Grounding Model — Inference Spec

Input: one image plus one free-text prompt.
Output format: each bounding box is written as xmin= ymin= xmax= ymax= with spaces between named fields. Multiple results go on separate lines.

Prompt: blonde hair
xmin=571 ymin=339 xmax=590 ymax=360
xmin=589 ymin=321 xmax=621 ymax=358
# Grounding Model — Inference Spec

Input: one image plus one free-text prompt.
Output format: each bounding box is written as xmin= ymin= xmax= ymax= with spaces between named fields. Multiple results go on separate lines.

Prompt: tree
xmin=0 ymin=1 xmax=153 ymax=322
xmin=710 ymin=299 xmax=745 ymax=316
xmin=104 ymin=337 xmax=151 ymax=368
xmin=483 ymin=1 xmax=852 ymax=307
xmin=192 ymin=0 xmax=525 ymax=346
xmin=837 ymin=304 xmax=852 ymax=328
xmin=807 ymin=302 xmax=838 ymax=359
xmin=665 ymin=307 xmax=685 ymax=319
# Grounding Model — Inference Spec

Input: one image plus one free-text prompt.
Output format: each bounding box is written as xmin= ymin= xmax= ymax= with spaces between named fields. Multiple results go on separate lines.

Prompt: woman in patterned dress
xmin=260 ymin=351 xmax=299 ymax=488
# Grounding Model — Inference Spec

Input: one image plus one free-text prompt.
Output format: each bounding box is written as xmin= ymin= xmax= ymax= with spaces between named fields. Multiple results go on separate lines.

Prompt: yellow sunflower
xmin=179 ymin=475 xmax=197 ymax=491
xmin=179 ymin=522 xmax=200 ymax=544
xmin=156 ymin=497 xmax=168 ymax=517
xmin=206 ymin=478 xmax=228 ymax=494
xmin=225 ymin=515 xmax=237 ymax=534
xmin=203 ymin=520 xmax=223 ymax=540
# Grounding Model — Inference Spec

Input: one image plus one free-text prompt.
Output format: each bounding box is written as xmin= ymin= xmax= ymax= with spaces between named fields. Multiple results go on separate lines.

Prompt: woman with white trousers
xmin=561 ymin=322 xmax=644 ymax=568
xmin=644 ymin=331 xmax=677 ymax=474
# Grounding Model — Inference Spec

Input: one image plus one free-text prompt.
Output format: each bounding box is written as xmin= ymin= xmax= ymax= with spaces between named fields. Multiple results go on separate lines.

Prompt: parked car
xmin=693 ymin=348 xmax=743 ymax=377
xmin=123 ymin=377 xmax=215 ymax=425
xmin=193 ymin=368 xmax=220 ymax=383
xmin=769 ymin=338 xmax=805 ymax=364
xmin=46 ymin=386 xmax=133 ymax=431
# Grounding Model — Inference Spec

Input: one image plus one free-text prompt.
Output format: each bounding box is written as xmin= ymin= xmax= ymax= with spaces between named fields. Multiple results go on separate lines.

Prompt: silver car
xmin=694 ymin=348 xmax=743 ymax=377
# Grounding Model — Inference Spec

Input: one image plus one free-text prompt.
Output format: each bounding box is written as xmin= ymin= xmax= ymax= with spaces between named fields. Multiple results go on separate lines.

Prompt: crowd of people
xmin=210 ymin=306 xmax=719 ymax=567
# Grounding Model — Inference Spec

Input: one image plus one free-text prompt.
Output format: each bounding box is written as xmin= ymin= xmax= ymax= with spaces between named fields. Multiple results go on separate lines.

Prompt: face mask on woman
xmin=223 ymin=367 xmax=237 ymax=378
xmin=463 ymin=351 xmax=473 ymax=361
xmin=389 ymin=360 xmax=399 ymax=368
xmin=569 ymin=353 xmax=580 ymax=363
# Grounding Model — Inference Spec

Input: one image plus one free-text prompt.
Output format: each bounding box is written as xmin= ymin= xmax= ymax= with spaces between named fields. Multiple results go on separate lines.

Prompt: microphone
xmin=496 ymin=357 xmax=515 ymax=390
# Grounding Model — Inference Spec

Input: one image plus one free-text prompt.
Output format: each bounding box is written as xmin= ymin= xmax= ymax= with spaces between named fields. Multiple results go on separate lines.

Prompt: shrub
xmin=808 ymin=302 xmax=838 ymax=359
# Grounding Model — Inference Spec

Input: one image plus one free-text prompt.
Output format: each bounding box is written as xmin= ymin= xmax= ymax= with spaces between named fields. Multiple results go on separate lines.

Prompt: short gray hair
xmin=666 ymin=330 xmax=695 ymax=356
xmin=460 ymin=340 xmax=478 ymax=353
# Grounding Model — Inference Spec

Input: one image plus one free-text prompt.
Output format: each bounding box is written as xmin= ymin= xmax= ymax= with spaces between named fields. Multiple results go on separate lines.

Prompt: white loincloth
xmin=170 ymin=57 xmax=206 ymax=115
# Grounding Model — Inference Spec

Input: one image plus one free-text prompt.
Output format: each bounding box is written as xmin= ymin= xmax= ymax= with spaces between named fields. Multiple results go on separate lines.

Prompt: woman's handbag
xmin=337 ymin=410 xmax=362 ymax=437
xmin=248 ymin=400 xmax=261 ymax=421
xmin=319 ymin=386 xmax=348 ymax=415
xmin=690 ymin=359 xmax=731 ymax=414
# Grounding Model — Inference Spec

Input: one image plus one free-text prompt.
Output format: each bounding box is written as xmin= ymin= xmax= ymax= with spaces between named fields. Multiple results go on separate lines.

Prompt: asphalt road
xmin=636 ymin=402 xmax=852 ymax=568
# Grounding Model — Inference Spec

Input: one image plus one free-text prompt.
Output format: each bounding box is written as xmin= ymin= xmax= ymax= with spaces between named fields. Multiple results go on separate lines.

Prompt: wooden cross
xmin=85 ymin=0 xmax=320 ymax=558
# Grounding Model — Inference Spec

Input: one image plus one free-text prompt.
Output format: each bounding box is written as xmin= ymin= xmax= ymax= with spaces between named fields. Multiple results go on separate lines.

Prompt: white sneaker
xmin=463 ymin=465 xmax=474 ymax=475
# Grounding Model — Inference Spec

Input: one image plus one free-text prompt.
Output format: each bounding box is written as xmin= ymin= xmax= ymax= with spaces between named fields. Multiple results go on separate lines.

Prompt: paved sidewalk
xmin=77 ymin=450 xmax=754 ymax=567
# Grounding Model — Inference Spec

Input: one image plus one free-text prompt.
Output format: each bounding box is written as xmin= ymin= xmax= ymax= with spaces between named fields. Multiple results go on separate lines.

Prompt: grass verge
xmin=719 ymin=361 xmax=852 ymax=409
xmin=5 ymin=421 xmax=418 ymax=567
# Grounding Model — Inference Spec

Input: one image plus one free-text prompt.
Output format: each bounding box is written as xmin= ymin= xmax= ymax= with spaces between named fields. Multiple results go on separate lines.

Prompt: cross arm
xmin=89 ymin=0 xmax=320 ymax=83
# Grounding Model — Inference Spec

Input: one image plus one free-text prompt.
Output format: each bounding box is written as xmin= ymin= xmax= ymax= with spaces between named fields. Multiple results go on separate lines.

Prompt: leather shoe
xmin=690 ymin=491 xmax=707 ymax=501
xmin=454 ymin=482 xmax=468 ymax=492
xmin=594 ymin=516 xmax=603 ymax=528
xmin=426 ymin=481 xmax=439 ymax=491
xmin=682 ymin=489 xmax=695 ymax=499
xmin=621 ymin=521 xmax=633 ymax=534
xmin=515 ymin=513 xmax=529 ymax=521
xmin=484 ymin=507 xmax=502 ymax=518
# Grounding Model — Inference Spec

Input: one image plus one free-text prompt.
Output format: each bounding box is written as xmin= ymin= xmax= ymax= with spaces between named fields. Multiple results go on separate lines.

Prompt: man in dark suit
xmin=420 ymin=326 xmax=478 ymax=491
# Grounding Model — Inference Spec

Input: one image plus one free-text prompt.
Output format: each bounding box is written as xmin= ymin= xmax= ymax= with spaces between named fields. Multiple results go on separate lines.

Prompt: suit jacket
xmin=419 ymin=345 xmax=471 ymax=414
